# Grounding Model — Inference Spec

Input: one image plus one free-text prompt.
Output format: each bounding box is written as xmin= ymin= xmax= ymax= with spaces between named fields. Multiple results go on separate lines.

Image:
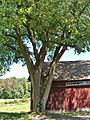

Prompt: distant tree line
xmin=0 ymin=77 xmax=31 ymax=99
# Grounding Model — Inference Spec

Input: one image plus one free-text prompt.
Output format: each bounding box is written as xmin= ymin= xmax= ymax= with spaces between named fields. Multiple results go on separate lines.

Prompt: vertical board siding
xmin=46 ymin=87 xmax=90 ymax=111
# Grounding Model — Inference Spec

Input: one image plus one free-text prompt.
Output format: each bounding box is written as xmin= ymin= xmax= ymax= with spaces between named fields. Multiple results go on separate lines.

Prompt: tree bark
xmin=31 ymin=68 xmax=42 ymax=112
xmin=30 ymin=61 xmax=58 ymax=112
xmin=41 ymin=63 xmax=56 ymax=111
xmin=41 ymin=78 xmax=53 ymax=111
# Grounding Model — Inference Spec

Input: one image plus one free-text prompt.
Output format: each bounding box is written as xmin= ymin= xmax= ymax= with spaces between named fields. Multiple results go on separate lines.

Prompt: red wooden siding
xmin=46 ymin=81 xmax=90 ymax=111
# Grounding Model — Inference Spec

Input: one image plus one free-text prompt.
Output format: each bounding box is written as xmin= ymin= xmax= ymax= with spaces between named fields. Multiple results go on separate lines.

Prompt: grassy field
xmin=0 ymin=99 xmax=30 ymax=112
xmin=46 ymin=111 xmax=90 ymax=120
xmin=0 ymin=112 xmax=29 ymax=120
xmin=0 ymin=111 xmax=90 ymax=120
xmin=0 ymin=99 xmax=30 ymax=120
xmin=0 ymin=100 xmax=90 ymax=120
xmin=0 ymin=102 xmax=30 ymax=112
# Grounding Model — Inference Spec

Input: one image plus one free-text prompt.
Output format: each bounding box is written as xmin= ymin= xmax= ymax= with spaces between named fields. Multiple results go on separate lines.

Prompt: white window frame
xmin=66 ymin=81 xmax=90 ymax=86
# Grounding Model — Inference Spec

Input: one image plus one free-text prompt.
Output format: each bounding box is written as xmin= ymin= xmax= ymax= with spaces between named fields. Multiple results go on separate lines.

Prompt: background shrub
xmin=0 ymin=77 xmax=31 ymax=99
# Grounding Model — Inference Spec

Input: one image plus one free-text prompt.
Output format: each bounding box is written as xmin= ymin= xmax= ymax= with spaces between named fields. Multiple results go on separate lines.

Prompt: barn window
xmin=66 ymin=81 xmax=90 ymax=86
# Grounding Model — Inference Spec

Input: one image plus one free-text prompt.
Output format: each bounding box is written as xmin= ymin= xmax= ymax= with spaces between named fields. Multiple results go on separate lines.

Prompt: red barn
xmin=46 ymin=61 xmax=90 ymax=111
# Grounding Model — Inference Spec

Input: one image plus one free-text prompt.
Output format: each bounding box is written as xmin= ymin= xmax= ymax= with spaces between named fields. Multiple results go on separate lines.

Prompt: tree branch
xmin=14 ymin=26 xmax=34 ymax=74
xmin=39 ymin=42 xmax=47 ymax=61
xmin=70 ymin=1 xmax=89 ymax=18
xmin=4 ymin=34 xmax=17 ymax=39
xmin=23 ymin=22 xmax=38 ymax=60
xmin=35 ymin=41 xmax=47 ymax=68
xmin=51 ymin=25 xmax=66 ymax=65
xmin=78 ymin=2 xmax=89 ymax=17
xmin=54 ymin=46 xmax=67 ymax=63
xmin=42 ymin=46 xmax=67 ymax=95
xmin=4 ymin=33 xmax=28 ymax=38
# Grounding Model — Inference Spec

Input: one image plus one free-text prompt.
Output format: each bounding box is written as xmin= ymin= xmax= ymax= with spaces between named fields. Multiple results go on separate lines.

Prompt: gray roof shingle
xmin=54 ymin=61 xmax=90 ymax=81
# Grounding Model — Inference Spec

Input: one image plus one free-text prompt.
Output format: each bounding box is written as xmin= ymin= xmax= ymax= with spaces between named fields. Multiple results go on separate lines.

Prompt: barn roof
xmin=54 ymin=60 xmax=90 ymax=81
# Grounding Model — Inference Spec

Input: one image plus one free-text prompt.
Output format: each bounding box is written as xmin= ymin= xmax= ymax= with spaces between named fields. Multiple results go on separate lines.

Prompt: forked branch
xmin=15 ymin=26 xmax=34 ymax=74
xmin=23 ymin=22 xmax=38 ymax=60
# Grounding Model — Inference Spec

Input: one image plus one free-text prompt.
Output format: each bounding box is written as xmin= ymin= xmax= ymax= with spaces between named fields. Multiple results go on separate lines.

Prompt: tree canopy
xmin=0 ymin=0 xmax=90 ymax=111
xmin=0 ymin=0 xmax=90 ymax=75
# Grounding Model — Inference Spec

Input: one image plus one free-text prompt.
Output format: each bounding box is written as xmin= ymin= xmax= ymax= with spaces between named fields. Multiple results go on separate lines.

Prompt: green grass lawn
xmin=0 ymin=99 xmax=31 ymax=120
xmin=0 ymin=112 xmax=29 ymax=120
xmin=46 ymin=111 xmax=90 ymax=120
xmin=0 ymin=102 xmax=30 ymax=112
xmin=0 ymin=99 xmax=30 ymax=113
xmin=0 ymin=100 xmax=90 ymax=120
xmin=0 ymin=111 xmax=90 ymax=120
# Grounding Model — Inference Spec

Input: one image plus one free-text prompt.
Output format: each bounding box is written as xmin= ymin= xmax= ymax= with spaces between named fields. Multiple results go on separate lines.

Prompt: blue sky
xmin=60 ymin=48 xmax=90 ymax=61
xmin=0 ymin=48 xmax=90 ymax=79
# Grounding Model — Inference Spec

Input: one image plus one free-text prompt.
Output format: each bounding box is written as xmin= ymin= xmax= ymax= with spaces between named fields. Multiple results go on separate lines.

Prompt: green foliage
xmin=0 ymin=77 xmax=31 ymax=99
xmin=0 ymin=0 xmax=90 ymax=75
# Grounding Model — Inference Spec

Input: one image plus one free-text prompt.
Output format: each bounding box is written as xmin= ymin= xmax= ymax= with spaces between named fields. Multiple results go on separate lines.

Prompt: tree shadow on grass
xmin=46 ymin=112 xmax=90 ymax=120
xmin=0 ymin=112 xmax=29 ymax=120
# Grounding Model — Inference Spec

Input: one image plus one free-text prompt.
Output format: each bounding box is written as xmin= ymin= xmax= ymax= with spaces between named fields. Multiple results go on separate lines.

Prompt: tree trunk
xmin=41 ymin=63 xmax=56 ymax=111
xmin=30 ymin=63 xmax=56 ymax=112
xmin=32 ymin=82 xmax=40 ymax=112
xmin=33 ymin=79 xmax=53 ymax=112
xmin=31 ymin=69 xmax=41 ymax=112
xmin=41 ymin=78 xmax=53 ymax=111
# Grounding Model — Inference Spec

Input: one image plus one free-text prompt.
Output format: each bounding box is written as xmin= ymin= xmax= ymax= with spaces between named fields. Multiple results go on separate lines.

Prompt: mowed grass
xmin=46 ymin=111 xmax=90 ymax=120
xmin=0 ymin=112 xmax=30 ymax=120
xmin=0 ymin=99 xmax=30 ymax=112
xmin=0 ymin=102 xmax=30 ymax=112
xmin=0 ymin=100 xmax=90 ymax=120
xmin=0 ymin=99 xmax=31 ymax=120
